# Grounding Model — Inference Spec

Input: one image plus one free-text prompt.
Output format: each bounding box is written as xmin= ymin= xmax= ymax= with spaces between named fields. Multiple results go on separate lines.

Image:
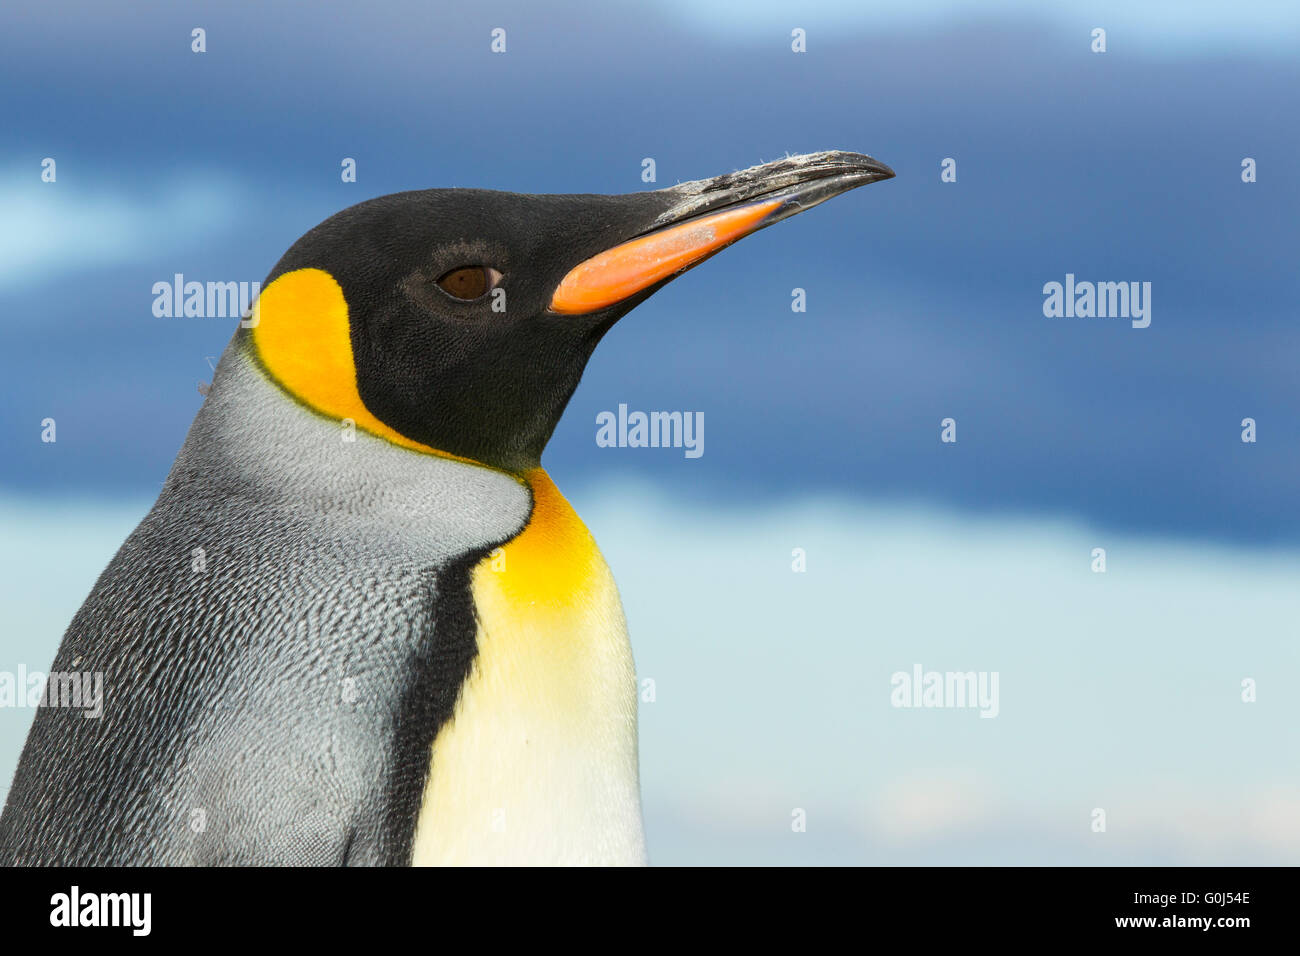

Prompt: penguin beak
xmin=548 ymin=150 xmax=895 ymax=315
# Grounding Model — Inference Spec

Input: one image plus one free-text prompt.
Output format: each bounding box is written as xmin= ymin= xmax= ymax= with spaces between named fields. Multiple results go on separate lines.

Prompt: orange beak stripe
xmin=549 ymin=198 xmax=783 ymax=314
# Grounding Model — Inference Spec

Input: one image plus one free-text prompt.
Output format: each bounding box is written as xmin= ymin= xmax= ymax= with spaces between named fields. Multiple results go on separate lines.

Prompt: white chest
xmin=410 ymin=472 xmax=645 ymax=866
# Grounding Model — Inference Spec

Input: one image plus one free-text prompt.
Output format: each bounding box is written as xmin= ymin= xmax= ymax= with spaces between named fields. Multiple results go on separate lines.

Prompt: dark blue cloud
xmin=2 ymin=1 xmax=1296 ymax=543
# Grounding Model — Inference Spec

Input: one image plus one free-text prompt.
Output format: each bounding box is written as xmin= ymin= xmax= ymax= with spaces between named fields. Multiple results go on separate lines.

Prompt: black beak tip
xmin=651 ymin=149 xmax=895 ymax=231
xmin=869 ymin=159 xmax=897 ymax=182
xmin=816 ymin=149 xmax=896 ymax=183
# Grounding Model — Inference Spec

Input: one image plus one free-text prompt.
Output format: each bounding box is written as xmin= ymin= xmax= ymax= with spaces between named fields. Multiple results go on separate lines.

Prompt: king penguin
xmin=0 ymin=151 xmax=893 ymax=866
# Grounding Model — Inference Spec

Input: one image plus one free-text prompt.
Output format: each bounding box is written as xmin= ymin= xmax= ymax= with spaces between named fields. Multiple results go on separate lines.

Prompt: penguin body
xmin=1 ymin=343 xmax=528 ymax=864
xmin=0 ymin=152 xmax=892 ymax=865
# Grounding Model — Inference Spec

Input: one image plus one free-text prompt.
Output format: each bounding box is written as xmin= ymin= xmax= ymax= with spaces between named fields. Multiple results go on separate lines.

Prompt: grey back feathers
xmin=0 ymin=333 xmax=530 ymax=865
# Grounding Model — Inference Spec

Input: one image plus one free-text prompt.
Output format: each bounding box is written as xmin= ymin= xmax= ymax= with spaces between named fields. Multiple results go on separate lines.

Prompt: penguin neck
xmin=239 ymin=272 xmax=548 ymax=478
xmin=173 ymin=338 xmax=532 ymax=556
xmin=230 ymin=328 xmax=538 ymax=480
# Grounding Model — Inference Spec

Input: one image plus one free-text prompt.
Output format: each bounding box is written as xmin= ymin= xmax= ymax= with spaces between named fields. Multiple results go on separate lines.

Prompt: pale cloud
xmin=662 ymin=0 xmax=1300 ymax=54
xmin=0 ymin=169 xmax=248 ymax=290
xmin=578 ymin=478 xmax=1300 ymax=863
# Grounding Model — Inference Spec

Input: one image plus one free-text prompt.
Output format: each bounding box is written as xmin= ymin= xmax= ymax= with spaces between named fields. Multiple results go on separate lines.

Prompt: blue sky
xmin=2 ymin=0 xmax=1297 ymax=542
xmin=1 ymin=0 xmax=1297 ymax=864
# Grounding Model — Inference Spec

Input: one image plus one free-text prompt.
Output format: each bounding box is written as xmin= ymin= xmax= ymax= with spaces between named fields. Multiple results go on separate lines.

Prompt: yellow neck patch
xmin=478 ymin=469 xmax=600 ymax=610
xmin=250 ymin=267 xmax=485 ymax=466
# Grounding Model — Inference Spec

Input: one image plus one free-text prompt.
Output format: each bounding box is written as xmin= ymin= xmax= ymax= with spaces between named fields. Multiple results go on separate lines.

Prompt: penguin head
xmin=247 ymin=151 xmax=894 ymax=474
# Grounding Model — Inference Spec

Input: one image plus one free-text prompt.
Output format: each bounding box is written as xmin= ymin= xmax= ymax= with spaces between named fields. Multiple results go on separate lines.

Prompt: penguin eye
xmin=435 ymin=266 xmax=502 ymax=301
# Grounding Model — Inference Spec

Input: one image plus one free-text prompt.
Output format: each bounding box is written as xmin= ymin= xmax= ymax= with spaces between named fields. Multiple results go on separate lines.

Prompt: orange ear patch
xmin=250 ymin=268 xmax=450 ymax=458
